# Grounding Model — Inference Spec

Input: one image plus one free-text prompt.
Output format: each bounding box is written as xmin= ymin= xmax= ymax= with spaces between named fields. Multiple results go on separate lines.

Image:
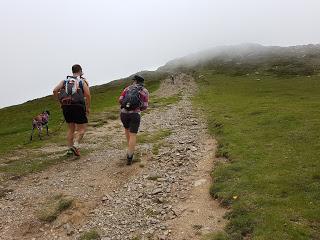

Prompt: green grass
xmin=0 ymin=144 xmax=93 ymax=181
xmin=137 ymin=129 xmax=172 ymax=157
xmin=37 ymin=194 xmax=73 ymax=222
xmin=151 ymin=141 xmax=167 ymax=155
xmin=79 ymin=229 xmax=101 ymax=240
xmin=193 ymin=73 xmax=320 ymax=239
xmin=149 ymin=94 xmax=181 ymax=109
xmin=147 ymin=175 xmax=162 ymax=181
xmin=202 ymin=232 xmax=230 ymax=240
xmin=131 ymin=237 xmax=141 ymax=240
xmin=138 ymin=129 xmax=172 ymax=144
xmin=0 ymin=151 xmax=68 ymax=177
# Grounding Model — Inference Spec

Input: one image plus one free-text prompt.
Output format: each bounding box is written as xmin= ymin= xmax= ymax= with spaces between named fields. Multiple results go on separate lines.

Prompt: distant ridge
xmin=158 ymin=43 xmax=320 ymax=76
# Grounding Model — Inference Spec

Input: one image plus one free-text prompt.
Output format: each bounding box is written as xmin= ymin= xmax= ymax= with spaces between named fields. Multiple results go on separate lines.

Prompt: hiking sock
xmin=127 ymin=150 xmax=133 ymax=158
xmin=74 ymin=141 xmax=80 ymax=148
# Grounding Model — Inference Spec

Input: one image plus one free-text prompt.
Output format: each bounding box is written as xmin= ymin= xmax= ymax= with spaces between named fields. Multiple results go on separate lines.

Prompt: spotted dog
xmin=30 ymin=110 xmax=50 ymax=141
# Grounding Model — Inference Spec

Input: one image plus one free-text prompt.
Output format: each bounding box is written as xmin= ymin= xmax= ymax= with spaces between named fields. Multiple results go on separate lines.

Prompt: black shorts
xmin=62 ymin=105 xmax=88 ymax=124
xmin=120 ymin=112 xmax=141 ymax=134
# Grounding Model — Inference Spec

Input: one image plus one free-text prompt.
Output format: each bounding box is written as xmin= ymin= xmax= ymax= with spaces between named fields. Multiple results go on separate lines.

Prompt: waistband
xmin=120 ymin=108 xmax=141 ymax=114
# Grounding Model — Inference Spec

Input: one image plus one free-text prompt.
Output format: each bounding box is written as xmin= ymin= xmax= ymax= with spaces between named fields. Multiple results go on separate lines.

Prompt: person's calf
xmin=125 ymin=128 xmax=130 ymax=144
xmin=74 ymin=124 xmax=87 ymax=146
xmin=74 ymin=131 xmax=85 ymax=148
xmin=128 ymin=133 xmax=137 ymax=150
xmin=67 ymin=132 xmax=75 ymax=148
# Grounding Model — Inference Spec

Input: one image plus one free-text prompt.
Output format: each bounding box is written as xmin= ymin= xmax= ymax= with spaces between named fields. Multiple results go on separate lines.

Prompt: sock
xmin=74 ymin=141 xmax=79 ymax=148
xmin=127 ymin=151 xmax=133 ymax=158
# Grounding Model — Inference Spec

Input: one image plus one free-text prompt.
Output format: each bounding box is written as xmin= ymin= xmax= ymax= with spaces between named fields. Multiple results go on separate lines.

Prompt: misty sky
xmin=1 ymin=0 xmax=319 ymax=108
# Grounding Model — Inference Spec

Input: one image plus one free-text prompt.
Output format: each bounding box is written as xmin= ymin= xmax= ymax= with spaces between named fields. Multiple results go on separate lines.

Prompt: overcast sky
xmin=0 ymin=0 xmax=319 ymax=108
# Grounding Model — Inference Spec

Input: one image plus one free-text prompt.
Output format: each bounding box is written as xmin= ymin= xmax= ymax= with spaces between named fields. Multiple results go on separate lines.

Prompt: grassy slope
xmin=194 ymin=73 xmax=320 ymax=239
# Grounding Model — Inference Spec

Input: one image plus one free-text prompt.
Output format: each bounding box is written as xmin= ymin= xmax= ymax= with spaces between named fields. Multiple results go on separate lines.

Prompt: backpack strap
xmin=63 ymin=76 xmax=74 ymax=86
xmin=79 ymin=80 xmax=84 ymax=93
xmin=64 ymin=76 xmax=84 ymax=92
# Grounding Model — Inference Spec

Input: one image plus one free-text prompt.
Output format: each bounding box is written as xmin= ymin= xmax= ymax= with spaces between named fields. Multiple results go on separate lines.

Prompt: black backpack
xmin=121 ymin=84 xmax=143 ymax=111
xmin=58 ymin=76 xmax=85 ymax=106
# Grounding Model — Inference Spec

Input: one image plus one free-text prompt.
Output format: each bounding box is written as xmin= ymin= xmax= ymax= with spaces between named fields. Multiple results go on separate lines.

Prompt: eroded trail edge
xmin=0 ymin=74 xmax=226 ymax=240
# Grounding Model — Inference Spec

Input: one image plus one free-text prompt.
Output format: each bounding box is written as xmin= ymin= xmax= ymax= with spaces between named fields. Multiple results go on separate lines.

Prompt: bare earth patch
xmin=168 ymin=138 xmax=227 ymax=240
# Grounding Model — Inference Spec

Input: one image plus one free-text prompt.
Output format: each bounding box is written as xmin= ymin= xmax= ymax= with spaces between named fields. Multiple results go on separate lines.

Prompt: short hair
xmin=133 ymin=75 xmax=144 ymax=83
xmin=72 ymin=64 xmax=82 ymax=74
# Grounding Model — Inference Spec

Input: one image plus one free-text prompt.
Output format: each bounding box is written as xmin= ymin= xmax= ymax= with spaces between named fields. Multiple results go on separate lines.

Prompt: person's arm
xmin=119 ymin=87 xmax=128 ymax=105
xmin=140 ymin=88 xmax=149 ymax=111
xmin=53 ymin=80 xmax=64 ymax=97
xmin=82 ymin=80 xmax=91 ymax=115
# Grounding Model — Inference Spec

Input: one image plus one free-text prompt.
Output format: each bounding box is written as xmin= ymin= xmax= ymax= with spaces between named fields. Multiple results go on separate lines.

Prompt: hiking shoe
xmin=66 ymin=148 xmax=74 ymax=156
xmin=127 ymin=154 xmax=133 ymax=165
xmin=71 ymin=146 xmax=81 ymax=156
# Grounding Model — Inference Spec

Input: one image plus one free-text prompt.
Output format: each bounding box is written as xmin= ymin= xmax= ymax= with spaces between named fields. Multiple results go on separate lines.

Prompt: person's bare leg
xmin=124 ymin=128 xmax=130 ymax=144
xmin=67 ymin=123 xmax=76 ymax=148
xmin=128 ymin=132 xmax=137 ymax=157
xmin=74 ymin=123 xmax=87 ymax=148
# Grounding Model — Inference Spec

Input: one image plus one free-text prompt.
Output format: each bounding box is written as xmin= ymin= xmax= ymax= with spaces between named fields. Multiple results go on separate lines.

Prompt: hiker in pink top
xmin=119 ymin=75 xmax=149 ymax=165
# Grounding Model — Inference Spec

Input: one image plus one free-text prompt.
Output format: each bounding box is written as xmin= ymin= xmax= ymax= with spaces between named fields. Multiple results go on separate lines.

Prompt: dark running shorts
xmin=120 ymin=112 xmax=141 ymax=134
xmin=62 ymin=105 xmax=88 ymax=124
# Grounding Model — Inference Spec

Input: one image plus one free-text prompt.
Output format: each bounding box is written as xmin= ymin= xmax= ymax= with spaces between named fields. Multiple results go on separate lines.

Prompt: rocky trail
xmin=0 ymin=74 xmax=226 ymax=240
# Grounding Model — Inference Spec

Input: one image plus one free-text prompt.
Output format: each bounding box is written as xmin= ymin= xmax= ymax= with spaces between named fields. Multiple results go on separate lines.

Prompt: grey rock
xmin=152 ymin=188 xmax=163 ymax=195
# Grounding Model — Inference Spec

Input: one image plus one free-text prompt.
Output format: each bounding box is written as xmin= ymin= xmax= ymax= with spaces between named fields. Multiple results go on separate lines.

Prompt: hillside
xmin=159 ymin=43 xmax=320 ymax=76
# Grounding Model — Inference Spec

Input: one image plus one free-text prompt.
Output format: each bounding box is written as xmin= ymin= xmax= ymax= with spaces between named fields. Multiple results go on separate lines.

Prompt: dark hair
xmin=133 ymin=75 xmax=144 ymax=83
xmin=72 ymin=64 xmax=82 ymax=74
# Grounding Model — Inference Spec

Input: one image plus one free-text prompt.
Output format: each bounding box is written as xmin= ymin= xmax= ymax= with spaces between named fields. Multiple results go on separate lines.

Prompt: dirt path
xmin=0 ymin=74 xmax=226 ymax=240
